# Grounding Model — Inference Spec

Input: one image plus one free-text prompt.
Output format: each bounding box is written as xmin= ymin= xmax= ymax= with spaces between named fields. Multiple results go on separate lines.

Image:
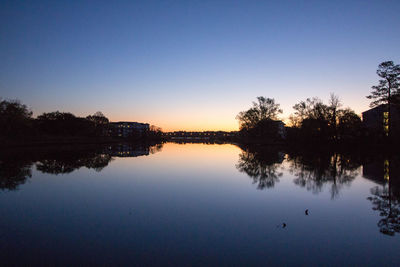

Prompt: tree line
xmin=2 ymin=60 xmax=399 ymax=145
xmin=236 ymin=61 xmax=400 ymax=145
xmin=0 ymin=102 xmax=162 ymax=143
xmin=0 ymin=102 xmax=111 ymax=140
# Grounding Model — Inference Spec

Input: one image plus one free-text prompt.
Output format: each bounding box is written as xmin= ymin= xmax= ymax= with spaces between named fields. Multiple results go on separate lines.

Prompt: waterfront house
xmin=362 ymin=104 xmax=400 ymax=136
xmin=109 ymin=121 xmax=150 ymax=138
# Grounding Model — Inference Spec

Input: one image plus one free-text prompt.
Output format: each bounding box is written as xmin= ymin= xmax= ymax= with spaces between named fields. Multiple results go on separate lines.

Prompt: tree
xmin=86 ymin=111 xmax=109 ymax=126
xmin=37 ymin=111 xmax=94 ymax=136
xmin=328 ymin=93 xmax=342 ymax=140
xmin=292 ymin=97 xmax=329 ymax=122
xmin=291 ymin=97 xmax=330 ymax=142
xmin=86 ymin=111 xmax=109 ymax=136
xmin=0 ymin=99 xmax=33 ymax=137
xmin=150 ymin=125 xmax=162 ymax=132
xmin=290 ymin=95 xmax=362 ymax=143
xmin=367 ymin=61 xmax=400 ymax=139
xmin=254 ymin=97 xmax=283 ymax=121
xmin=149 ymin=125 xmax=163 ymax=139
xmin=288 ymin=114 xmax=301 ymax=128
xmin=337 ymin=108 xmax=362 ymax=141
xmin=236 ymin=107 xmax=260 ymax=131
xmin=236 ymin=97 xmax=282 ymax=130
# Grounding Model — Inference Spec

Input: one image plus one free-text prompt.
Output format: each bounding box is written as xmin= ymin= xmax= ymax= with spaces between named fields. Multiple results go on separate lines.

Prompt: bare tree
xmin=328 ymin=93 xmax=342 ymax=140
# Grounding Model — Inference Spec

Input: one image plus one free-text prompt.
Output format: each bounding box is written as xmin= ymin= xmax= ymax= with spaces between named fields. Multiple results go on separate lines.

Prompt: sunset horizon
xmin=1 ymin=1 xmax=400 ymax=265
xmin=2 ymin=1 xmax=398 ymax=132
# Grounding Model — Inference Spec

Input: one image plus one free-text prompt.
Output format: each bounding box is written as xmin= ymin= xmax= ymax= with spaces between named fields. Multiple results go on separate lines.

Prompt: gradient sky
xmin=1 ymin=0 xmax=400 ymax=131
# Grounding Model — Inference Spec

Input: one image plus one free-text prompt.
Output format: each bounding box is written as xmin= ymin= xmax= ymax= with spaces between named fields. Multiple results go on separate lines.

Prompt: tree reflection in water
xmin=287 ymin=152 xmax=361 ymax=199
xmin=368 ymin=185 xmax=400 ymax=236
xmin=0 ymin=159 xmax=32 ymax=191
xmin=236 ymin=146 xmax=362 ymax=198
xmin=365 ymin=156 xmax=400 ymax=236
xmin=150 ymin=143 xmax=163 ymax=154
xmin=236 ymin=146 xmax=284 ymax=189
xmin=36 ymin=153 xmax=113 ymax=175
xmin=0 ymin=142 xmax=163 ymax=190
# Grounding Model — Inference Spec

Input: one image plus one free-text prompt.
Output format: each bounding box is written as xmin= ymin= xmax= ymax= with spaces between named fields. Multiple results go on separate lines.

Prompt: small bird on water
xmin=276 ymin=223 xmax=287 ymax=228
xmin=305 ymin=209 xmax=309 ymax=215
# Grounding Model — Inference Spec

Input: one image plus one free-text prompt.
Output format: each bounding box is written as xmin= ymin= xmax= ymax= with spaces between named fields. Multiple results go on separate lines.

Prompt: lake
xmin=0 ymin=142 xmax=399 ymax=266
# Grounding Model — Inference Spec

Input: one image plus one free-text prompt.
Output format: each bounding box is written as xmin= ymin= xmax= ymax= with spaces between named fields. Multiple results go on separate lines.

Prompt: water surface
xmin=0 ymin=143 xmax=399 ymax=266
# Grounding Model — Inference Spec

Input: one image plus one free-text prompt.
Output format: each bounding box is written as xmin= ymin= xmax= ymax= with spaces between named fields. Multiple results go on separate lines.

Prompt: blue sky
xmin=1 ymin=0 xmax=400 ymax=130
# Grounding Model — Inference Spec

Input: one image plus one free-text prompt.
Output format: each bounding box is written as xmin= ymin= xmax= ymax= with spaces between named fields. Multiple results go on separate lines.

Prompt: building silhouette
xmin=362 ymin=104 xmax=400 ymax=136
xmin=108 ymin=122 xmax=149 ymax=138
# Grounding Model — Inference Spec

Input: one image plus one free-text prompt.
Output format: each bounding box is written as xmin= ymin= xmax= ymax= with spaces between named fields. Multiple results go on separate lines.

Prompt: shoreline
xmin=1 ymin=137 xmax=396 ymax=154
xmin=0 ymin=136 xmax=165 ymax=149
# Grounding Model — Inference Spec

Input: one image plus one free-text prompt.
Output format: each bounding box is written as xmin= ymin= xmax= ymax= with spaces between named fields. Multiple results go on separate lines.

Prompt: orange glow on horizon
xmin=109 ymin=115 xmax=240 ymax=132
xmin=73 ymin=98 xmax=369 ymax=132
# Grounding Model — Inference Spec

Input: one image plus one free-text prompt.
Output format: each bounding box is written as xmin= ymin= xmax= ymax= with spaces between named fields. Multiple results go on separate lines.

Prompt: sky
xmin=1 ymin=0 xmax=400 ymax=131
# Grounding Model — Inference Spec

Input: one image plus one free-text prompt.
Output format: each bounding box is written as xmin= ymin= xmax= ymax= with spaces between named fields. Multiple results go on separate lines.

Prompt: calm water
xmin=0 ymin=143 xmax=399 ymax=266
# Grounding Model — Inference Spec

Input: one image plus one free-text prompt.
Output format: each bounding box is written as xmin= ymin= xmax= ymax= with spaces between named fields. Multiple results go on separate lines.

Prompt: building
xmin=362 ymin=104 xmax=400 ymax=136
xmin=108 ymin=121 xmax=149 ymax=138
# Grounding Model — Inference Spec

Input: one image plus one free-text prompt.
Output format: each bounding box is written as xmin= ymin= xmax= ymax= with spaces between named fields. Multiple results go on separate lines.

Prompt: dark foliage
xmin=36 ymin=111 xmax=97 ymax=136
xmin=366 ymin=61 xmax=400 ymax=140
xmin=288 ymin=95 xmax=363 ymax=144
xmin=367 ymin=61 xmax=400 ymax=108
xmin=236 ymin=97 xmax=284 ymax=142
xmin=0 ymin=99 xmax=33 ymax=138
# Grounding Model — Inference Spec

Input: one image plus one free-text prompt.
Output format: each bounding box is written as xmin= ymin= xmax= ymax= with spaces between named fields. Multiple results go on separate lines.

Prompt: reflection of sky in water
xmin=0 ymin=143 xmax=399 ymax=266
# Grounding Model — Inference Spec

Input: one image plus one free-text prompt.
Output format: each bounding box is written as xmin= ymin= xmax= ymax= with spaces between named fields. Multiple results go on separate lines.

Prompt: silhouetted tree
xmin=292 ymin=97 xmax=329 ymax=122
xmin=291 ymin=97 xmax=329 ymax=142
xmin=289 ymin=96 xmax=363 ymax=143
xmin=36 ymin=111 xmax=94 ymax=136
xmin=86 ymin=111 xmax=109 ymax=125
xmin=328 ymin=93 xmax=342 ymax=140
xmin=337 ymin=108 xmax=362 ymax=141
xmin=148 ymin=125 xmax=163 ymax=139
xmin=0 ymin=99 xmax=33 ymax=138
xmin=236 ymin=97 xmax=283 ymax=142
xmin=236 ymin=97 xmax=282 ymax=131
xmin=86 ymin=111 xmax=109 ymax=136
xmin=288 ymin=113 xmax=301 ymax=128
xmin=367 ymin=61 xmax=400 ymax=140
